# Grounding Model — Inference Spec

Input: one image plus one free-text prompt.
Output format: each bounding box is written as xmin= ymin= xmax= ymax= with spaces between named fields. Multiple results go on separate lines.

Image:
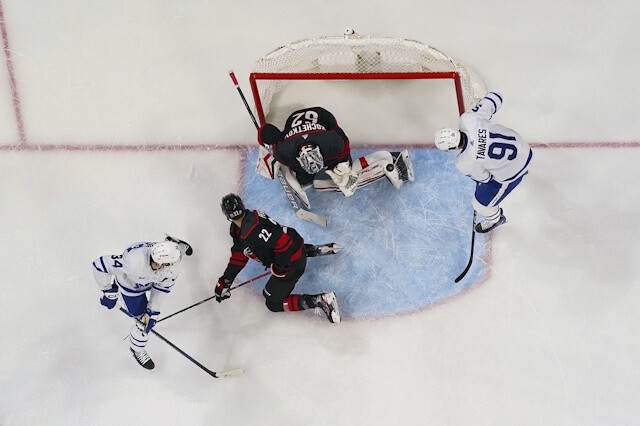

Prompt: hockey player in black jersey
xmin=257 ymin=106 xmax=414 ymax=198
xmin=216 ymin=193 xmax=341 ymax=323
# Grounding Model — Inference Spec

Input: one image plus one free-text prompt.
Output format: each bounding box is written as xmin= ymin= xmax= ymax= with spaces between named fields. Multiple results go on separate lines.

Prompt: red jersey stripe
xmin=290 ymin=245 xmax=302 ymax=262
xmin=274 ymin=233 xmax=292 ymax=252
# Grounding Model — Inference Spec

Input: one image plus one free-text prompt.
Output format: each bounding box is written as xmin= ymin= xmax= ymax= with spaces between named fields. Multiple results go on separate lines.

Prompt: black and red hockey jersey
xmin=271 ymin=107 xmax=351 ymax=180
xmin=222 ymin=210 xmax=304 ymax=282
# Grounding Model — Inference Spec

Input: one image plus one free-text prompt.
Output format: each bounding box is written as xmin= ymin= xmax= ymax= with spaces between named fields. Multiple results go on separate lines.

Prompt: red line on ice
xmin=0 ymin=0 xmax=26 ymax=146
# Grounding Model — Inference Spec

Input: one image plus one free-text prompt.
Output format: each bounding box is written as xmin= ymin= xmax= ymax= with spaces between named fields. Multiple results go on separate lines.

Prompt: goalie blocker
xmin=256 ymin=106 xmax=414 ymax=198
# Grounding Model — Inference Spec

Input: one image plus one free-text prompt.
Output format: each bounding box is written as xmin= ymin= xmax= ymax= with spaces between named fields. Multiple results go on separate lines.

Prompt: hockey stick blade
xmin=296 ymin=209 xmax=327 ymax=227
xmin=165 ymin=234 xmax=193 ymax=256
xmin=214 ymin=368 xmax=245 ymax=378
xmin=454 ymin=256 xmax=473 ymax=283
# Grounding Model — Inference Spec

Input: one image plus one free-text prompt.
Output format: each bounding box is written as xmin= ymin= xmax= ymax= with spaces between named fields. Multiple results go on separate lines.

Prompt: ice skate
xmin=475 ymin=209 xmax=507 ymax=233
xmin=315 ymin=292 xmax=341 ymax=323
xmin=392 ymin=150 xmax=415 ymax=182
xmin=305 ymin=243 xmax=342 ymax=257
xmin=130 ymin=348 xmax=155 ymax=370
xmin=315 ymin=243 xmax=341 ymax=256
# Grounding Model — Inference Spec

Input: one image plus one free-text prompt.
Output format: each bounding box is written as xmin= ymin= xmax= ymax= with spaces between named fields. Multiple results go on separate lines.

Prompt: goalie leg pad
xmin=256 ymin=145 xmax=278 ymax=179
xmin=394 ymin=150 xmax=415 ymax=182
xmin=357 ymin=151 xmax=408 ymax=189
xmin=313 ymin=177 xmax=340 ymax=192
xmin=384 ymin=162 xmax=403 ymax=189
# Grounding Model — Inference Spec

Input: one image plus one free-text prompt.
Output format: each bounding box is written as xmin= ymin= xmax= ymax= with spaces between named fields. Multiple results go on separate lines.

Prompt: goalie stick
xmin=119 ymin=307 xmax=244 ymax=378
xmin=228 ymin=70 xmax=327 ymax=227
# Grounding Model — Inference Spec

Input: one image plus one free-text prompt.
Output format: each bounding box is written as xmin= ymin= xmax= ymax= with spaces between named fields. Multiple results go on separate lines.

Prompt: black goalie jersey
xmin=273 ymin=106 xmax=351 ymax=179
xmin=222 ymin=210 xmax=304 ymax=282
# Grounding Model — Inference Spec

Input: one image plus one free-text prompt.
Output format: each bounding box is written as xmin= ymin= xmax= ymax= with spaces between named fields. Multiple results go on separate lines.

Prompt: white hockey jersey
xmin=92 ymin=242 xmax=178 ymax=312
xmin=456 ymin=92 xmax=532 ymax=183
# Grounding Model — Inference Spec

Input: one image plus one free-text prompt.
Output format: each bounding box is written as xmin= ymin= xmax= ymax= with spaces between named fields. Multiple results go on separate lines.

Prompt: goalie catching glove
xmin=326 ymin=162 xmax=358 ymax=197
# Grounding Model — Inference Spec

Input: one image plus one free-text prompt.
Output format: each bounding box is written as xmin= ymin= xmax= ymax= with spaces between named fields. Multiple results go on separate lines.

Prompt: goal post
xmin=249 ymin=31 xmax=486 ymax=127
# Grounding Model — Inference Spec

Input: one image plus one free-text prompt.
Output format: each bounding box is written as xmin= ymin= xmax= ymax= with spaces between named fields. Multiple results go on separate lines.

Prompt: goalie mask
xmin=296 ymin=145 xmax=324 ymax=174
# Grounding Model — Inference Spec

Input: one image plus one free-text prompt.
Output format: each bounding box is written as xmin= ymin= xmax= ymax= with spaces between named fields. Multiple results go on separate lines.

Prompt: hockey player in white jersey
xmin=91 ymin=235 xmax=192 ymax=369
xmin=434 ymin=92 xmax=533 ymax=233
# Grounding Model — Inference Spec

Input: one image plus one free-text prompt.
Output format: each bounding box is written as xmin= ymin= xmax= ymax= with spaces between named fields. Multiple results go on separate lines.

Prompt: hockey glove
xmin=142 ymin=308 xmax=160 ymax=333
xmin=99 ymin=283 xmax=119 ymax=309
xmin=271 ymin=263 xmax=289 ymax=278
xmin=165 ymin=234 xmax=193 ymax=256
xmin=215 ymin=277 xmax=232 ymax=303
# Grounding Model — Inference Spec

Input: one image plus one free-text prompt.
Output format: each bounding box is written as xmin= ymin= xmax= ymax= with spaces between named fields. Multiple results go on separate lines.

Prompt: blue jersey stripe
xmin=489 ymin=92 xmax=503 ymax=103
xmin=483 ymin=97 xmax=498 ymax=114
xmin=93 ymin=258 xmax=107 ymax=273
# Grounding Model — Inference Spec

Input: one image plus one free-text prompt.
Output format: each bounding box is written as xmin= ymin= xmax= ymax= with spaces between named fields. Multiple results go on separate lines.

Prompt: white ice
xmin=1 ymin=1 xmax=639 ymax=425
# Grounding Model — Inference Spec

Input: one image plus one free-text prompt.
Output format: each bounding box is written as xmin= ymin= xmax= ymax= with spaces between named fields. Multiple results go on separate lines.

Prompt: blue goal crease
xmin=239 ymin=148 xmax=487 ymax=318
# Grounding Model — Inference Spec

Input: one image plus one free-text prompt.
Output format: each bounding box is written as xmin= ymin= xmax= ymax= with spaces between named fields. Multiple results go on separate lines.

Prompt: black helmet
xmin=221 ymin=193 xmax=245 ymax=221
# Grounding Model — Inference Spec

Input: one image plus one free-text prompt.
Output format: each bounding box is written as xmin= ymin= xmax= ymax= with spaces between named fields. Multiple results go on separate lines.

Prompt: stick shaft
xmin=454 ymin=210 xmax=476 ymax=283
xmin=454 ymin=183 xmax=479 ymax=283
xmin=157 ymin=271 xmax=272 ymax=323
xmin=118 ymin=306 xmax=234 ymax=378
xmin=229 ymin=70 xmax=259 ymax=130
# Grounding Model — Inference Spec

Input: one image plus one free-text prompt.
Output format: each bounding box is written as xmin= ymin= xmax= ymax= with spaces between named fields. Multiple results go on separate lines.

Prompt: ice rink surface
xmin=1 ymin=0 xmax=639 ymax=425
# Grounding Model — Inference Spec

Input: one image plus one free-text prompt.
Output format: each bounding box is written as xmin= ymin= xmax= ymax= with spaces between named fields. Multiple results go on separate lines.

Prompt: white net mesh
xmin=251 ymin=33 xmax=487 ymax=118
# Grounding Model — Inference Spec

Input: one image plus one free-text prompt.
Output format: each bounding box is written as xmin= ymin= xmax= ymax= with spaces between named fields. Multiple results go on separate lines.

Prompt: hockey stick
xmin=228 ymin=70 xmax=327 ymax=227
xmin=454 ymin=194 xmax=478 ymax=283
xmin=156 ymin=244 xmax=339 ymax=324
xmin=156 ymin=271 xmax=272 ymax=324
xmin=119 ymin=306 xmax=244 ymax=378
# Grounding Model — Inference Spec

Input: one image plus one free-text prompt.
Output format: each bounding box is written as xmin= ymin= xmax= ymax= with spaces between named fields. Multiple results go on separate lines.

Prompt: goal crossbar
xmin=250 ymin=71 xmax=465 ymax=125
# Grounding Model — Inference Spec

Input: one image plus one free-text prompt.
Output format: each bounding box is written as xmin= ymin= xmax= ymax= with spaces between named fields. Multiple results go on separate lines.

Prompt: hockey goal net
xmin=250 ymin=31 xmax=487 ymax=127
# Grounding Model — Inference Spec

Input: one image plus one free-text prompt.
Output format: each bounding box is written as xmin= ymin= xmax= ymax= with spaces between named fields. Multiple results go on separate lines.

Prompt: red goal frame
xmin=249 ymin=71 xmax=466 ymax=126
